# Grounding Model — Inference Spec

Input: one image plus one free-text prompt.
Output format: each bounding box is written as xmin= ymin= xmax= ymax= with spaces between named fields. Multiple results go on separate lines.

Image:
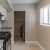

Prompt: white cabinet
xmin=0 ymin=5 xmax=7 ymax=20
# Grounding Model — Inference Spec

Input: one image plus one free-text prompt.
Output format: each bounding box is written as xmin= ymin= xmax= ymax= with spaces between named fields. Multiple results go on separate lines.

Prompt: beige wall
xmin=7 ymin=11 xmax=14 ymax=41
xmin=37 ymin=0 xmax=50 ymax=50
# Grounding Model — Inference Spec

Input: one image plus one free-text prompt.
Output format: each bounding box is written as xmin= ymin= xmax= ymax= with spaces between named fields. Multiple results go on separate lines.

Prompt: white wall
xmin=37 ymin=0 xmax=50 ymax=50
xmin=7 ymin=11 xmax=14 ymax=41
xmin=12 ymin=4 xmax=37 ymax=41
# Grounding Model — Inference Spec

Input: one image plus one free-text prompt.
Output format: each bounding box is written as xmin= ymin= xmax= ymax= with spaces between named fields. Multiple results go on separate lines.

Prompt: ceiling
xmin=0 ymin=0 xmax=40 ymax=11
xmin=11 ymin=0 xmax=40 ymax=4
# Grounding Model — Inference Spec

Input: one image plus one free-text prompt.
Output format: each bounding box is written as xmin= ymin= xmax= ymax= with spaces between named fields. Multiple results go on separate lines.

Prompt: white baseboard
xmin=25 ymin=41 xmax=45 ymax=50
xmin=25 ymin=41 xmax=37 ymax=44
xmin=37 ymin=42 xmax=45 ymax=50
xmin=14 ymin=34 xmax=20 ymax=36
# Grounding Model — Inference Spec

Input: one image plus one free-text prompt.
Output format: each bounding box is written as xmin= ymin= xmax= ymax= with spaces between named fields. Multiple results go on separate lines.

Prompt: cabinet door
xmin=2 ymin=8 xmax=7 ymax=20
xmin=0 ymin=5 xmax=7 ymax=20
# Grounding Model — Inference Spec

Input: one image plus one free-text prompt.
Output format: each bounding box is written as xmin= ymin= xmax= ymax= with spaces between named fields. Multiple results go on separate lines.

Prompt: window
xmin=40 ymin=4 xmax=50 ymax=26
xmin=49 ymin=5 xmax=50 ymax=24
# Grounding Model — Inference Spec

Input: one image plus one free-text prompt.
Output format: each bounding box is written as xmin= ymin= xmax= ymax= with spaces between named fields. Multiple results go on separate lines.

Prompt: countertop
xmin=1 ymin=27 xmax=12 ymax=29
xmin=0 ymin=27 xmax=12 ymax=31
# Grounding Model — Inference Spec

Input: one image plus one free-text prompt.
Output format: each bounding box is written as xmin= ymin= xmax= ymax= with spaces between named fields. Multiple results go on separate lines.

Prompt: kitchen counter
xmin=0 ymin=27 xmax=12 ymax=31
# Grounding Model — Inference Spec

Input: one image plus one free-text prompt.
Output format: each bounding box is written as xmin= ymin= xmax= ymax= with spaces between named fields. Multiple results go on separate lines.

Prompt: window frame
xmin=40 ymin=4 xmax=50 ymax=26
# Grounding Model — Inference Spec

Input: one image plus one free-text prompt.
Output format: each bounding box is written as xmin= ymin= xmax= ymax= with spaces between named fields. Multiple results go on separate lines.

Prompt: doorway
xmin=14 ymin=11 xmax=25 ymax=43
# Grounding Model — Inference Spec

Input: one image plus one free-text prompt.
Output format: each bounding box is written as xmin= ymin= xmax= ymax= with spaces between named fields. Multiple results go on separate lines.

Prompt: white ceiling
xmin=11 ymin=0 xmax=40 ymax=4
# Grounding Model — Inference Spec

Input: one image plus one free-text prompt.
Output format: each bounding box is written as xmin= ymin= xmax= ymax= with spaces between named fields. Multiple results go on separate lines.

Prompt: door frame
xmin=14 ymin=11 xmax=25 ymax=42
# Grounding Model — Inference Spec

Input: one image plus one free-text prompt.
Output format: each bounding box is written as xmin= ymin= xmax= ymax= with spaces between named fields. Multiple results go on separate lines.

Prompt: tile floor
xmin=11 ymin=35 xmax=41 ymax=50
